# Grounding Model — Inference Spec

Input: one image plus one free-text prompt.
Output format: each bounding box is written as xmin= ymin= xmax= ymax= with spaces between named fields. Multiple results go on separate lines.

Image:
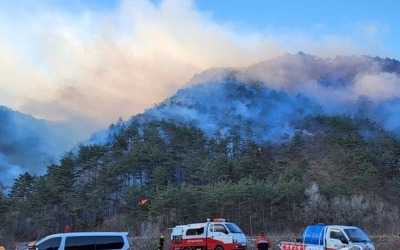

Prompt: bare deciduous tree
xmin=303 ymin=183 xmax=328 ymax=223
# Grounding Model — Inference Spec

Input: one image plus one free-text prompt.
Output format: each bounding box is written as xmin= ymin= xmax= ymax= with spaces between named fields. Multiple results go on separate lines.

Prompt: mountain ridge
xmin=91 ymin=52 xmax=400 ymax=146
xmin=2 ymin=52 xmax=400 ymax=189
xmin=0 ymin=105 xmax=81 ymax=188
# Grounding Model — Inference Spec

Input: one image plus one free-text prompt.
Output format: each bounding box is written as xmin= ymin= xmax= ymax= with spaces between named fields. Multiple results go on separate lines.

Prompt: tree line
xmin=0 ymin=114 xmax=399 ymax=247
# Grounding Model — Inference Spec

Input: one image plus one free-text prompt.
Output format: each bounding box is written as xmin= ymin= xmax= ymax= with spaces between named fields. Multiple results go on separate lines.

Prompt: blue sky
xmin=197 ymin=1 xmax=398 ymax=30
xmin=196 ymin=0 xmax=399 ymax=58
xmin=0 ymin=0 xmax=399 ymax=138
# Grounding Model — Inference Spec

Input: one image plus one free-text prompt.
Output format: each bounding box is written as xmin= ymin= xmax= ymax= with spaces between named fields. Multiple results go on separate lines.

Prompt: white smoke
xmin=0 ymin=0 xmax=392 ymax=140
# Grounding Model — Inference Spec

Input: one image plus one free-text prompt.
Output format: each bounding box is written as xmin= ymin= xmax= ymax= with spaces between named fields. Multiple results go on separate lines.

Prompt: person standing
xmin=254 ymin=231 xmax=272 ymax=250
xmin=64 ymin=225 xmax=72 ymax=233
xmin=158 ymin=234 xmax=164 ymax=250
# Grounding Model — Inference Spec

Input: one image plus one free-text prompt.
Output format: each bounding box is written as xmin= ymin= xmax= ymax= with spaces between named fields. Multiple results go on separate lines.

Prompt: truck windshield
xmin=225 ymin=223 xmax=243 ymax=233
xmin=344 ymin=228 xmax=372 ymax=244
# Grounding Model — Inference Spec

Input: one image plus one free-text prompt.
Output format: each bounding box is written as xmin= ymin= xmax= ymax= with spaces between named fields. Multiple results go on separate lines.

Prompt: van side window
xmin=330 ymin=230 xmax=347 ymax=243
xmin=186 ymin=227 xmax=204 ymax=235
xmin=65 ymin=236 xmax=124 ymax=250
xmin=214 ymin=224 xmax=227 ymax=234
xmin=37 ymin=237 xmax=61 ymax=250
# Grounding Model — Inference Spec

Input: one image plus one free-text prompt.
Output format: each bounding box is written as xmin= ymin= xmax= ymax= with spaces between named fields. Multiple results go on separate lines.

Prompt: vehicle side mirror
xmin=339 ymin=237 xmax=349 ymax=244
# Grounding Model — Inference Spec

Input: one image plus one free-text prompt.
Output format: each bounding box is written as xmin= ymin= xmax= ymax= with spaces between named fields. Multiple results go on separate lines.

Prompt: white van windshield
xmin=225 ymin=223 xmax=243 ymax=233
xmin=344 ymin=228 xmax=373 ymax=244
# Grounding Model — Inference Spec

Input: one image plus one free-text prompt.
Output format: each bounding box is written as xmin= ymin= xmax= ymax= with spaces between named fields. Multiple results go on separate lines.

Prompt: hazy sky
xmin=1 ymin=0 xmax=399 ymax=137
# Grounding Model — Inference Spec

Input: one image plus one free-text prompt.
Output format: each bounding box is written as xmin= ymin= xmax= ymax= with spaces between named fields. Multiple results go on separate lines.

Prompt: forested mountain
xmin=0 ymin=53 xmax=399 ymax=247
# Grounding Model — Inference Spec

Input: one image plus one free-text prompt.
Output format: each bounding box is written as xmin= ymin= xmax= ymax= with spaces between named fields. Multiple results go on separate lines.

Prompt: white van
xmin=170 ymin=218 xmax=247 ymax=250
xmin=32 ymin=232 xmax=131 ymax=250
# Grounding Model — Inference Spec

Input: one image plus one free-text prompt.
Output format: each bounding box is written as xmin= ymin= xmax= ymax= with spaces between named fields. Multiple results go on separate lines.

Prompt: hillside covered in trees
xmin=1 ymin=106 xmax=400 ymax=245
xmin=1 ymin=54 xmax=400 ymax=246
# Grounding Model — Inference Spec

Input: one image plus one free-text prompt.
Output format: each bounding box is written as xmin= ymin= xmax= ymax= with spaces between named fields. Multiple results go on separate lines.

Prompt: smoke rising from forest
xmin=0 ymin=106 xmax=82 ymax=190
xmin=146 ymin=53 xmax=400 ymax=142
xmin=1 ymin=1 xmax=399 ymax=190
xmin=2 ymin=53 xmax=400 ymax=190
xmin=0 ymin=0 xmax=389 ymax=134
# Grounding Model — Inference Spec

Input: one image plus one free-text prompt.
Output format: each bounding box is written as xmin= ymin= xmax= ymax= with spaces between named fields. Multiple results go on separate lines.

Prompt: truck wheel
xmin=214 ymin=246 xmax=224 ymax=250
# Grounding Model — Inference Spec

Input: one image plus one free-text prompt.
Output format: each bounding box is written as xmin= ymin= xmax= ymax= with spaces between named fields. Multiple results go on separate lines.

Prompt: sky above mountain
xmin=1 ymin=0 xmax=399 ymax=140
